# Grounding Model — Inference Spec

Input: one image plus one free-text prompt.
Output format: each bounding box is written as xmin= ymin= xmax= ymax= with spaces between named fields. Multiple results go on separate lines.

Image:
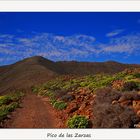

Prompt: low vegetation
xmin=32 ymin=84 xmax=67 ymax=110
xmin=53 ymin=101 xmax=67 ymax=110
xmin=67 ymin=115 xmax=89 ymax=128
xmin=93 ymin=88 xmax=140 ymax=128
xmin=33 ymin=68 xmax=140 ymax=128
xmin=0 ymin=92 xmax=24 ymax=123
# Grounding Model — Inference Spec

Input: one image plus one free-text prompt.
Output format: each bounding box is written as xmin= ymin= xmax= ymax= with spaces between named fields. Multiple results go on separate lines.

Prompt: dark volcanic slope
xmin=56 ymin=60 xmax=140 ymax=75
xmin=0 ymin=56 xmax=140 ymax=94
xmin=0 ymin=56 xmax=58 ymax=94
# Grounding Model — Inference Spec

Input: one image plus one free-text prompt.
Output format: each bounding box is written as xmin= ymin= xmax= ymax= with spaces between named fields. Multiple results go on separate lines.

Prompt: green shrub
xmin=43 ymin=79 xmax=65 ymax=91
xmin=124 ymin=75 xmax=135 ymax=80
xmin=133 ymin=73 xmax=140 ymax=78
xmin=0 ymin=102 xmax=19 ymax=121
xmin=53 ymin=101 xmax=67 ymax=110
xmin=0 ymin=96 xmax=11 ymax=106
xmin=0 ymin=92 xmax=24 ymax=106
xmin=50 ymin=98 xmax=57 ymax=106
xmin=46 ymin=91 xmax=55 ymax=98
xmin=10 ymin=92 xmax=24 ymax=101
xmin=6 ymin=102 xmax=19 ymax=112
xmin=79 ymin=75 xmax=113 ymax=90
xmin=50 ymin=98 xmax=67 ymax=110
xmin=38 ymin=90 xmax=46 ymax=96
xmin=0 ymin=105 xmax=10 ymax=121
xmin=0 ymin=92 xmax=24 ymax=122
xmin=80 ymin=82 xmax=89 ymax=87
xmin=32 ymin=86 xmax=39 ymax=93
xmin=115 ymin=72 xmax=127 ymax=80
xmin=67 ymin=115 xmax=89 ymax=128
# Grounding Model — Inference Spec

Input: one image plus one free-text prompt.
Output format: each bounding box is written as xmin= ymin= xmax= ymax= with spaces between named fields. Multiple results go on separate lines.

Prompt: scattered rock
xmin=79 ymin=103 xmax=86 ymax=111
xmin=120 ymin=100 xmax=132 ymax=106
xmin=112 ymin=100 xmax=118 ymax=105
xmin=134 ymin=122 xmax=140 ymax=128
xmin=89 ymin=100 xmax=94 ymax=105
xmin=136 ymin=110 xmax=140 ymax=117
xmin=133 ymin=100 xmax=140 ymax=112
xmin=66 ymin=102 xmax=79 ymax=114
xmin=7 ymin=115 xmax=11 ymax=119
xmin=60 ymin=94 xmax=75 ymax=102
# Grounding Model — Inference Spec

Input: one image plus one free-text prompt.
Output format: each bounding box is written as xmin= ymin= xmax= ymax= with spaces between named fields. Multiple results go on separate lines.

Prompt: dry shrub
xmin=119 ymin=91 xmax=140 ymax=102
xmin=94 ymin=88 xmax=121 ymax=104
xmin=123 ymin=81 xmax=139 ymax=91
xmin=93 ymin=88 xmax=140 ymax=128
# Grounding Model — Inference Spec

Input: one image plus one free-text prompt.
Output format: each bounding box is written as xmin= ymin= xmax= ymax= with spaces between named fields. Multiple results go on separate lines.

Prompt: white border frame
xmin=0 ymin=1 xmax=139 ymax=12
xmin=0 ymin=1 xmax=140 ymax=140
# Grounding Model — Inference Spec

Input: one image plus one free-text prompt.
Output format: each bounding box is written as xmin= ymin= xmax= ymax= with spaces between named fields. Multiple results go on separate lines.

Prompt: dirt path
xmin=4 ymin=94 xmax=59 ymax=128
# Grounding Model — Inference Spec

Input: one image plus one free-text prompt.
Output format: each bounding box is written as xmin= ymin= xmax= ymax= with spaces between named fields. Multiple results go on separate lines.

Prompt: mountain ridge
xmin=0 ymin=56 xmax=140 ymax=94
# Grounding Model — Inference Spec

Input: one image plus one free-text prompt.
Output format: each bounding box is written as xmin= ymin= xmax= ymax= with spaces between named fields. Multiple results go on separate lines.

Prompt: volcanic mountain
xmin=0 ymin=56 xmax=139 ymax=94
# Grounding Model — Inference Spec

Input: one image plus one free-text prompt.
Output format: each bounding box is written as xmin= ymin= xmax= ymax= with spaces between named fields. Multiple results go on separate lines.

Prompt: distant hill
xmin=0 ymin=56 xmax=140 ymax=94
xmin=56 ymin=60 xmax=140 ymax=75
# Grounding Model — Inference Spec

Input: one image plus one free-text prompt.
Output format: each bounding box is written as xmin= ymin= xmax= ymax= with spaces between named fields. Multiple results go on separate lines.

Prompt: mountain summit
xmin=0 ymin=56 xmax=139 ymax=94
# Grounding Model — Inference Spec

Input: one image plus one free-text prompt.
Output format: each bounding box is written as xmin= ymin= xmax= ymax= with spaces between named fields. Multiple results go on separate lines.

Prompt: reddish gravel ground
xmin=4 ymin=94 xmax=59 ymax=128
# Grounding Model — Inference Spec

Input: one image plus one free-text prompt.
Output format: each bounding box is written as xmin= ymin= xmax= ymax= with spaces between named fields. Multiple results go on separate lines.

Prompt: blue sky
xmin=0 ymin=12 xmax=140 ymax=65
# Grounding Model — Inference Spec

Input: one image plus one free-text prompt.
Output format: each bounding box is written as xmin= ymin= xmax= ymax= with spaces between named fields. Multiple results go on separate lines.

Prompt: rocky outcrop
xmin=55 ymin=88 xmax=95 ymax=128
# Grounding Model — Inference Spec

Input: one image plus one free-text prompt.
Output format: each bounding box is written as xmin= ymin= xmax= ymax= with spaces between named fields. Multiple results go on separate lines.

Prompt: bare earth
xmin=4 ymin=94 xmax=59 ymax=128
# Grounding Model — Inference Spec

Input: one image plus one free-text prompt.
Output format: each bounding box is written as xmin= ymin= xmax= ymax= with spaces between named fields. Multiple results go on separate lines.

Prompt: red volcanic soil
xmin=4 ymin=93 xmax=60 ymax=128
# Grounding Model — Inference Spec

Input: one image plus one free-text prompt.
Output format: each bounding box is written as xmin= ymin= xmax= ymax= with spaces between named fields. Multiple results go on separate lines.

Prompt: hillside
xmin=0 ymin=56 xmax=140 ymax=128
xmin=33 ymin=69 xmax=140 ymax=128
xmin=0 ymin=56 xmax=58 ymax=94
xmin=0 ymin=56 xmax=140 ymax=94
xmin=56 ymin=60 xmax=140 ymax=75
